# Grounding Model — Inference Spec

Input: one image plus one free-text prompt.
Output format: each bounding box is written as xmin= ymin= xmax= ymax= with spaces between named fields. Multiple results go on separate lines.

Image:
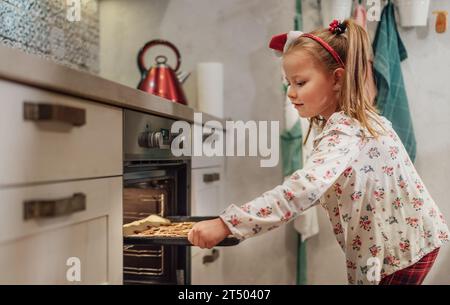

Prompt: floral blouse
xmin=220 ymin=111 xmax=449 ymax=285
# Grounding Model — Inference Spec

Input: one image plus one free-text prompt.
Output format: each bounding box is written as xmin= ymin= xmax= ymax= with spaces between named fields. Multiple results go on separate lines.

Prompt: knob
xmin=138 ymin=131 xmax=149 ymax=147
xmin=153 ymin=131 xmax=163 ymax=148
xmin=138 ymin=131 xmax=161 ymax=148
xmin=138 ymin=129 xmax=174 ymax=149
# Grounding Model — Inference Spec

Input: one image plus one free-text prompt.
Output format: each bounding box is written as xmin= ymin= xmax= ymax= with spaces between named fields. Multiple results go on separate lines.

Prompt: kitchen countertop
xmin=0 ymin=45 xmax=224 ymax=125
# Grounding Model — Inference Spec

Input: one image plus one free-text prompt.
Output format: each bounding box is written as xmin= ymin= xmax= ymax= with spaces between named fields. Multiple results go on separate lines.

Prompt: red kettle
xmin=137 ymin=40 xmax=190 ymax=105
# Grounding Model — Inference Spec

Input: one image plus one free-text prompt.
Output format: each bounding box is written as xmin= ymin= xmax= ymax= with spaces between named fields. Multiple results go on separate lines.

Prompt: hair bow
xmin=328 ymin=19 xmax=346 ymax=35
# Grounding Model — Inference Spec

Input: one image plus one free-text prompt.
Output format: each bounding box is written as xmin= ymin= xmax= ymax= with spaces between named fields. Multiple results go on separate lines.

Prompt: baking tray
xmin=123 ymin=216 xmax=240 ymax=247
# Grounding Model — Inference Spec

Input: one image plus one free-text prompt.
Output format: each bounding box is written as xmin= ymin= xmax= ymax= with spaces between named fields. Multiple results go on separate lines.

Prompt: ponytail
xmin=339 ymin=19 xmax=385 ymax=141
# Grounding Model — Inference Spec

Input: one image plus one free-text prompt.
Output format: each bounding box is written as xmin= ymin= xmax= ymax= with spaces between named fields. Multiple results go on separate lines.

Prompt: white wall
xmin=399 ymin=0 xmax=450 ymax=285
xmin=99 ymin=0 xmax=298 ymax=284
xmin=99 ymin=0 xmax=450 ymax=284
xmin=303 ymin=0 xmax=450 ymax=284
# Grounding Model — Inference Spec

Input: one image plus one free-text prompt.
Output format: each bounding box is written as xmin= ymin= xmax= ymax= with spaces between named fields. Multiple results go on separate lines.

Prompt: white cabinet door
xmin=190 ymin=166 xmax=226 ymax=284
xmin=0 ymin=177 xmax=122 ymax=284
xmin=0 ymin=217 xmax=108 ymax=284
xmin=191 ymin=122 xmax=225 ymax=170
xmin=191 ymin=248 xmax=225 ymax=285
xmin=0 ymin=79 xmax=122 ymax=186
xmin=191 ymin=167 xmax=224 ymax=216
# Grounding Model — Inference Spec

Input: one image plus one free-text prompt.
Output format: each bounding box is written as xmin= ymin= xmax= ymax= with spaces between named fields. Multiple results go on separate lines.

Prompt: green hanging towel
xmin=372 ymin=1 xmax=417 ymax=162
xmin=280 ymin=120 xmax=303 ymax=177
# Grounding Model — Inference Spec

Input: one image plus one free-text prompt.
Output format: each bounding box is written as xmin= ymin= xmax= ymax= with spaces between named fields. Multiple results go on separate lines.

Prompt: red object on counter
xmin=137 ymin=40 xmax=188 ymax=105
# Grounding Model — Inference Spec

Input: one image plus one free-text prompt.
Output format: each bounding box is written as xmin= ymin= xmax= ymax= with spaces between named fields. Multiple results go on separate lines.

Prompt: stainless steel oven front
xmin=123 ymin=109 xmax=191 ymax=285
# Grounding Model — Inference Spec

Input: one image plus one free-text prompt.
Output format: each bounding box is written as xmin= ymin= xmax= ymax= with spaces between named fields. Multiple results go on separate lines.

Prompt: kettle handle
xmin=137 ymin=39 xmax=182 ymax=75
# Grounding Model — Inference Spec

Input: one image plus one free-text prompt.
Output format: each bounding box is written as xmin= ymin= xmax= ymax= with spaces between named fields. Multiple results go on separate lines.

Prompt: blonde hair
xmin=285 ymin=19 xmax=386 ymax=144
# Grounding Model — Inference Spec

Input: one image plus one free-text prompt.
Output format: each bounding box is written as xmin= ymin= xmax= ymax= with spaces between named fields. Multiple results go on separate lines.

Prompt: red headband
xmin=300 ymin=34 xmax=345 ymax=68
xmin=269 ymin=32 xmax=345 ymax=68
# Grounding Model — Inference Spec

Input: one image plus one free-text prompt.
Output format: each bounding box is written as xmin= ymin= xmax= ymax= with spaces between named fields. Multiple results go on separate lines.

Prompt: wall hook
xmin=433 ymin=10 xmax=448 ymax=34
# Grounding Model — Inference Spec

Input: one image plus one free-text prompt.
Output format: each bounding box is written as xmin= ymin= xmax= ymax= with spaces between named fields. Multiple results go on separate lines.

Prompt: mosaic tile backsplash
xmin=0 ymin=0 xmax=99 ymax=73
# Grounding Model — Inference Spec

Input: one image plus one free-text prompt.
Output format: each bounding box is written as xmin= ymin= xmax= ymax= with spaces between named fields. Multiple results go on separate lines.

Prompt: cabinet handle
xmin=203 ymin=173 xmax=220 ymax=183
xmin=23 ymin=102 xmax=86 ymax=126
xmin=203 ymin=249 xmax=220 ymax=264
xmin=23 ymin=193 xmax=86 ymax=220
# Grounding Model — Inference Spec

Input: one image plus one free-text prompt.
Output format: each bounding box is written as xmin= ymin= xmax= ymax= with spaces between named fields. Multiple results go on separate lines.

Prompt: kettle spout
xmin=176 ymin=71 xmax=191 ymax=84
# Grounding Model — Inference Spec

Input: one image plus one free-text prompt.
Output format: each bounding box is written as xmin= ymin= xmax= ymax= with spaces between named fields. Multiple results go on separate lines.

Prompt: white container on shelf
xmin=196 ymin=62 xmax=224 ymax=118
xmin=321 ymin=0 xmax=353 ymax=28
xmin=397 ymin=0 xmax=430 ymax=27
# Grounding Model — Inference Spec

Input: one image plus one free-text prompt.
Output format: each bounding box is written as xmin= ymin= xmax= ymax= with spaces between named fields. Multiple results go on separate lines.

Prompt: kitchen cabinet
xmin=190 ymin=126 xmax=226 ymax=284
xmin=191 ymin=121 xmax=226 ymax=214
xmin=191 ymin=122 xmax=226 ymax=170
xmin=191 ymin=166 xmax=225 ymax=216
xmin=0 ymin=79 xmax=122 ymax=187
xmin=0 ymin=44 xmax=231 ymax=285
xmin=190 ymin=166 xmax=226 ymax=285
xmin=0 ymin=79 xmax=123 ymax=284
xmin=191 ymin=247 xmax=226 ymax=285
xmin=0 ymin=177 xmax=122 ymax=284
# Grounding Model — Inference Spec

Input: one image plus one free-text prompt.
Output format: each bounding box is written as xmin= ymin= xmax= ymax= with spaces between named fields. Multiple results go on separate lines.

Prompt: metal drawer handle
xmin=203 ymin=173 xmax=220 ymax=183
xmin=203 ymin=249 xmax=219 ymax=264
xmin=23 ymin=102 xmax=86 ymax=126
xmin=23 ymin=193 xmax=87 ymax=220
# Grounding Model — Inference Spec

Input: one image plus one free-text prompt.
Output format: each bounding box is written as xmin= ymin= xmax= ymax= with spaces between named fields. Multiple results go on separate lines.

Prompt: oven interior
xmin=123 ymin=161 xmax=190 ymax=285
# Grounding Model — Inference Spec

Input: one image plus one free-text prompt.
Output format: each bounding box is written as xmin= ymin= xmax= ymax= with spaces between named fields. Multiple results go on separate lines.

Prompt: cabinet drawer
xmin=0 ymin=79 xmax=122 ymax=186
xmin=191 ymin=167 xmax=224 ymax=216
xmin=192 ymin=155 xmax=224 ymax=169
xmin=191 ymin=123 xmax=225 ymax=169
xmin=0 ymin=217 xmax=108 ymax=284
xmin=191 ymin=248 xmax=225 ymax=285
xmin=0 ymin=177 xmax=123 ymax=284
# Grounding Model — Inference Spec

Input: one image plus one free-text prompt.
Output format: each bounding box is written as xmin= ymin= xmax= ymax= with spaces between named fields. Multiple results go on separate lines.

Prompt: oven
xmin=123 ymin=109 xmax=191 ymax=285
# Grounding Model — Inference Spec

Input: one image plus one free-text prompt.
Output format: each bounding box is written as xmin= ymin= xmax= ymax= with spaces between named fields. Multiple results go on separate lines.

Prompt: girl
xmin=187 ymin=19 xmax=449 ymax=285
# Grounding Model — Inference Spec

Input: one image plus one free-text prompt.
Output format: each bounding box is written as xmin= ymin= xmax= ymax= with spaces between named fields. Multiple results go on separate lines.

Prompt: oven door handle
xmin=23 ymin=193 xmax=87 ymax=220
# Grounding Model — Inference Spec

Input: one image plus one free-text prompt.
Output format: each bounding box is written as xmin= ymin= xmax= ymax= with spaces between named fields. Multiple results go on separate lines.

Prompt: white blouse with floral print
xmin=220 ymin=111 xmax=449 ymax=285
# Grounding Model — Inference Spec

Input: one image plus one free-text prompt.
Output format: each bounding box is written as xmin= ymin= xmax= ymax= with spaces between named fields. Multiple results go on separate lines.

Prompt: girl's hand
xmin=188 ymin=218 xmax=232 ymax=249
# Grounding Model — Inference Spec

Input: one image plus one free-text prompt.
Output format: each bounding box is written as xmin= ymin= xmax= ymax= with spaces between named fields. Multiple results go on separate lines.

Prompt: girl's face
xmin=282 ymin=50 xmax=343 ymax=120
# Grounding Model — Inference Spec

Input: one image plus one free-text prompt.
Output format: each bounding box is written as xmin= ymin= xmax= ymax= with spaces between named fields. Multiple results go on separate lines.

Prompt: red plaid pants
xmin=379 ymin=248 xmax=440 ymax=285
